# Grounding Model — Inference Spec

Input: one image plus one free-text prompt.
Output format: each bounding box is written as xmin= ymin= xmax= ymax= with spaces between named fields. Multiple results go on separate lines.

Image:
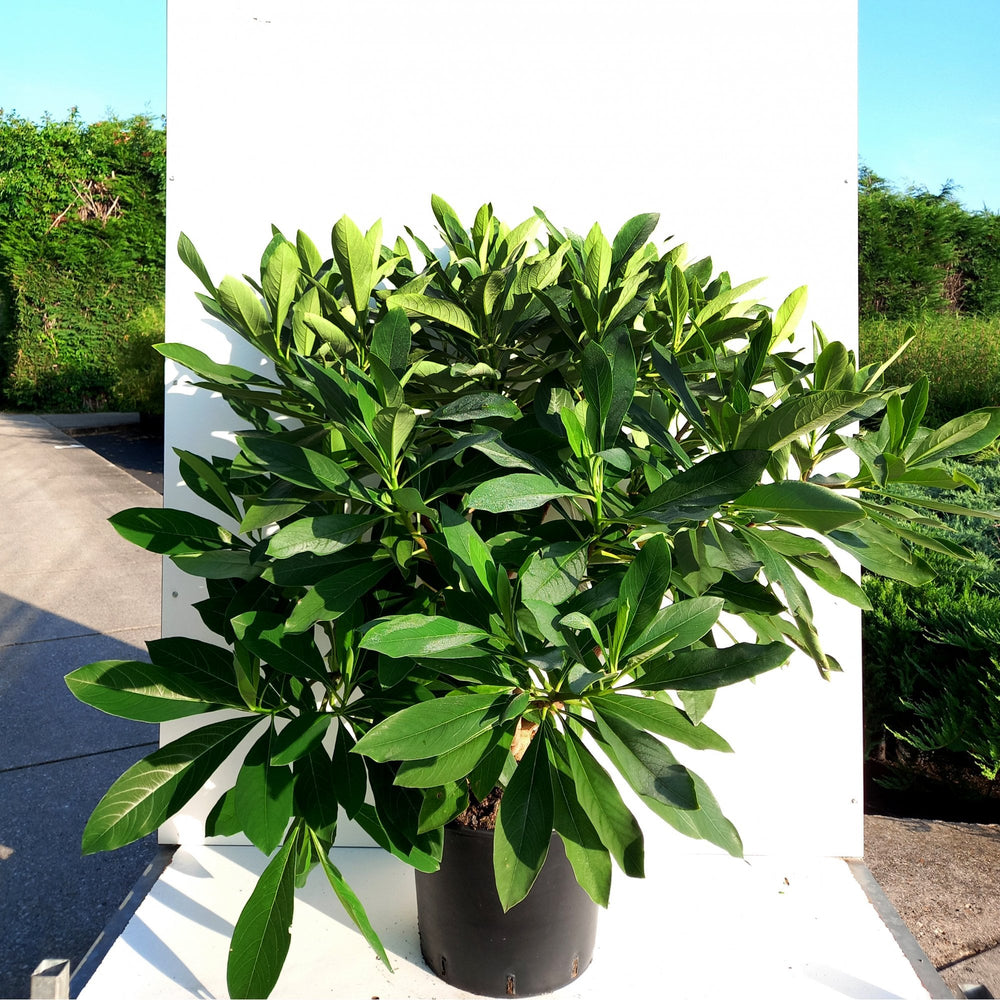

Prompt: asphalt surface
xmin=1 ymin=411 xmax=997 ymax=1000
xmin=0 ymin=413 xmax=162 ymax=999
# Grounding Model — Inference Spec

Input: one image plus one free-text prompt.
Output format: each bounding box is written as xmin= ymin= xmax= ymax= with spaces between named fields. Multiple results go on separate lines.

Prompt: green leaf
xmin=312 ymin=834 xmax=392 ymax=970
xmin=332 ymin=215 xmax=374 ymax=317
xmin=285 ymin=560 xmax=392 ymax=634
xmin=302 ymin=312 xmax=353 ymax=357
xmin=174 ymin=449 xmax=242 ymax=522
xmin=417 ymin=782 xmax=469 ymax=833
xmin=590 ymin=693 xmax=732 ymax=752
xmin=563 ymin=730 xmax=644 ymax=877
xmin=292 ymin=746 xmax=341 ymax=831
xmin=65 ymin=657 xmax=230 ymax=723
xmin=217 ymin=276 xmax=271 ymax=342
xmin=740 ymin=527 xmax=811 ymax=616
xmin=295 ymin=229 xmax=323 ymax=276
xmin=371 ymin=307 xmax=411 ymax=374
xmin=735 ymin=481 xmax=864 ymax=532
xmin=466 ymin=473 xmax=581 ymax=514
xmin=393 ymin=728 xmax=499 ymax=789
xmin=581 ymin=340 xmax=614 ymax=441
xmin=171 ymin=549 xmax=260 ymax=581
xmin=156 ymin=343 xmax=264 ymax=386
xmin=592 ymin=711 xmax=698 ymax=811
xmin=617 ymin=534 xmax=672 ymax=651
xmin=360 ymin=614 xmax=492 ymax=661
xmin=177 ymin=232 xmax=216 ymax=296
xmin=110 ymin=507 xmax=234 ymax=554
xmin=234 ymin=726 xmax=297 ymax=855
xmin=905 ymin=408 xmax=1000 ymax=465
xmin=648 ymin=345 xmax=708 ymax=432
xmin=623 ymin=596 xmax=724 ymax=660
xmin=146 ymin=636 xmax=242 ymax=699
xmin=829 ymin=520 xmax=935 ymax=585
xmin=266 ymin=513 xmax=384 ymax=560
xmin=631 ymin=641 xmax=792 ymax=691
xmin=431 ymin=392 xmax=520 ymax=423
xmin=389 ymin=293 xmax=477 ymax=337
xmin=650 ymin=768 xmax=743 ymax=857
xmin=439 ymin=505 xmax=497 ymax=599
xmin=270 ymin=714 xmax=333 ymax=766
xmin=353 ymin=803 xmax=442 ymax=873
xmin=741 ymin=392 xmax=871 ymax=452
xmin=625 ymin=451 xmax=769 ymax=524
xmin=583 ymin=222 xmax=612 ymax=298
xmin=770 ymin=285 xmax=808 ymax=349
xmin=431 ymin=193 xmax=468 ymax=248
xmin=611 ymin=213 xmax=659 ymax=277
xmin=693 ymin=277 xmax=766 ymax=327
xmin=82 ymin=716 xmax=262 ymax=853
xmin=520 ymin=541 xmax=589 ymax=606
xmin=494 ymin=729 xmax=553 ymax=911
xmin=353 ymin=691 xmax=508 ymax=762
xmin=261 ymin=241 xmax=300 ymax=334
xmin=333 ymin=723 xmax=368 ymax=819
xmin=205 ymin=787 xmax=241 ymax=838
xmin=238 ymin=436 xmax=352 ymax=493
xmin=372 ymin=404 xmax=417 ymax=466
xmin=548 ymin=741 xmax=612 ymax=907
xmin=227 ymin=831 xmax=298 ymax=1000
xmin=231 ymin=611 xmax=328 ymax=683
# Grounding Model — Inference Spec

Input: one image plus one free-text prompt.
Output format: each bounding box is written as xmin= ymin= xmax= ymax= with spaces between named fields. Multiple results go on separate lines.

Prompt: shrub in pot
xmin=66 ymin=198 xmax=1000 ymax=998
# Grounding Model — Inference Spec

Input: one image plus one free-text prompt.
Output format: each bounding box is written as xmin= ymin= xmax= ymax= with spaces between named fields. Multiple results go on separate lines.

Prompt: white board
xmin=162 ymin=0 xmax=860 ymax=856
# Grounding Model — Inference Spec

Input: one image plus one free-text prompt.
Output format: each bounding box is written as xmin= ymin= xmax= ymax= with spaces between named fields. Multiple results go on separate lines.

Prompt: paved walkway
xmin=0 ymin=414 xmax=162 ymax=999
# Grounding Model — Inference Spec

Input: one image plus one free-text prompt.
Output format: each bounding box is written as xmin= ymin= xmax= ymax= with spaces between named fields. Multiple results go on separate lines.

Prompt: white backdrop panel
xmin=162 ymin=0 xmax=859 ymax=855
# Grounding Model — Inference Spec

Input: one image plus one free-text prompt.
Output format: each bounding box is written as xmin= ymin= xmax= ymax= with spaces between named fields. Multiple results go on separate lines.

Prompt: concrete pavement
xmin=0 ymin=413 xmax=162 ymax=999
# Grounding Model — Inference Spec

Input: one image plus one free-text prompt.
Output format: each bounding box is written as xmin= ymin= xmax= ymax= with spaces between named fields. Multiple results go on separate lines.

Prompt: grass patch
xmin=860 ymin=313 xmax=1000 ymax=424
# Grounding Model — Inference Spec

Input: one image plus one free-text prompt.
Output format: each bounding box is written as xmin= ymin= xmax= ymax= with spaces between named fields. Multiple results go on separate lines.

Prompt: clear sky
xmin=0 ymin=0 xmax=166 ymax=124
xmin=859 ymin=0 xmax=1000 ymax=211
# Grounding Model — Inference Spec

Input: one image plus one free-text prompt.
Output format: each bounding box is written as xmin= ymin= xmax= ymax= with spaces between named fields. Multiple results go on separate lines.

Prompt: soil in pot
xmin=414 ymin=825 xmax=598 ymax=998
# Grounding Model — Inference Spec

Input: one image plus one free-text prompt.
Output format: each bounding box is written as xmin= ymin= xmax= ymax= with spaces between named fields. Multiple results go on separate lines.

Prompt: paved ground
xmin=1 ymin=411 xmax=997 ymax=999
xmin=0 ymin=414 xmax=162 ymax=999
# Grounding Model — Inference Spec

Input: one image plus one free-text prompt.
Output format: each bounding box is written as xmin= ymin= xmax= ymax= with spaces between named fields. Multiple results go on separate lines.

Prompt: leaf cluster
xmin=67 ymin=197 xmax=1000 ymax=997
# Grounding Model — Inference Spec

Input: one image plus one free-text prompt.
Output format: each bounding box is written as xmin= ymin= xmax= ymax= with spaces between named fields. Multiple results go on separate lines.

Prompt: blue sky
xmin=1 ymin=2 xmax=996 ymax=211
xmin=859 ymin=0 xmax=1000 ymax=210
xmin=1 ymin=0 xmax=165 ymax=124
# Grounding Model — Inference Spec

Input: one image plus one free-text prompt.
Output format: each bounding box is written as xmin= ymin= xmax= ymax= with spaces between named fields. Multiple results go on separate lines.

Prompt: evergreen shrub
xmin=0 ymin=110 xmax=165 ymax=411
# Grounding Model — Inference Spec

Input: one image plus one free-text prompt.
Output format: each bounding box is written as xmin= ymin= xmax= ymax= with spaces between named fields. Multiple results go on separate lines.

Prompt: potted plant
xmin=66 ymin=197 xmax=1000 ymax=998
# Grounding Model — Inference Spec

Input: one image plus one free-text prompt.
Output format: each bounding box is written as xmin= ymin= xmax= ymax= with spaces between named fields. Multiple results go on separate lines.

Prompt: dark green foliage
xmin=858 ymin=165 xmax=1000 ymax=320
xmin=65 ymin=202 xmax=1000 ymax=997
xmin=862 ymin=453 xmax=1000 ymax=779
xmin=0 ymin=110 xmax=166 ymax=411
xmin=112 ymin=302 xmax=165 ymax=415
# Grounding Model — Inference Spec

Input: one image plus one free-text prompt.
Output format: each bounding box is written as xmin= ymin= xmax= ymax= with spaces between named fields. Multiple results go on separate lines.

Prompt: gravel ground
xmin=865 ymin=815 xmax=1000 ymax=998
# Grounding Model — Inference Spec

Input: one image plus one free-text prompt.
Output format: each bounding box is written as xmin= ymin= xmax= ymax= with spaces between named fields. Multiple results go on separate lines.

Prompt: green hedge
xmin=0 ymin=110 xmax=165 ymax=411
xmin=862 ymin=453 xmax=1000 ymax=780
xmin=859 ymin=165 xmax=1000 ymax=320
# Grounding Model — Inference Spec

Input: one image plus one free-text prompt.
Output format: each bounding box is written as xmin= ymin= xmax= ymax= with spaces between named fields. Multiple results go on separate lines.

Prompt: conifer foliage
xmin=0 ymin=109 xmax=166 ymax=410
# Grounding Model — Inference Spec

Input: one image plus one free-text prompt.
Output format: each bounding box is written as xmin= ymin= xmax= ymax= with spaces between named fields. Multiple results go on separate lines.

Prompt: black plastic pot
xmin=414 ymin=825 xmax=598 ymax=997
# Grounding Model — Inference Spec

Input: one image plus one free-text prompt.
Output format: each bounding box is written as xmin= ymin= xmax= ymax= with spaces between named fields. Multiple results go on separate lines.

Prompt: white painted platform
xmin=78 ymin=847 xmax=938 ymax=999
